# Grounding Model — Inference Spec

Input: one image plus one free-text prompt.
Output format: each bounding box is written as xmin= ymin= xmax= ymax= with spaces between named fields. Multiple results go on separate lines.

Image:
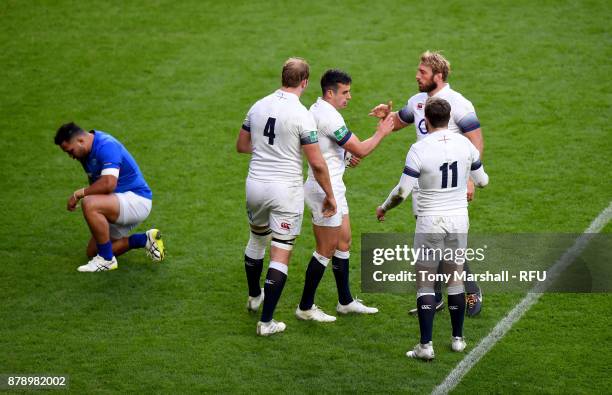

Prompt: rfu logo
xmin=417 ymin=102 xmax=424 ymax=109
xmin=418 ymin=119 xmax=427 ymax=135
xmin=280 ymin=222 xmax=291 ymax=230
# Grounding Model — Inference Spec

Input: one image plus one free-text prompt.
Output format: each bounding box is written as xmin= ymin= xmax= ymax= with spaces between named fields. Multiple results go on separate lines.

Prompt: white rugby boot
xmin=247 ymin=288 xmax=264 ymax=312
xmin=295 ymin=304 xmax=337 ymax=322
xmin=336 ymin=298 xmax=378 ymax=314
xmin=451 ymin=336 xmax=467 ymax=352
xmin=77 ymin=255 xmax=118 ymax=272
xmin=256 ymin=320 xmax=286 ymax=336
xmin=406 ymin=342 xmax=435 ymax=361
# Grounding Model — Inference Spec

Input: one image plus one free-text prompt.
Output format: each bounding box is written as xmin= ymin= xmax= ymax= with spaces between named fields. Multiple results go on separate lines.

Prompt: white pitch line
xmin=431 ymin=201 xmax=612 ymax=395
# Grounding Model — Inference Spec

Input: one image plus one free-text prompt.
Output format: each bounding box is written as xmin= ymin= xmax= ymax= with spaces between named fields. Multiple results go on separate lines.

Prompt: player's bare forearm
xmin=311 ymin=162 xmax=334 ymax=198
xmin=344 ymin=133 xmax=384 ymax=158
xmin=391 ymin=112 xmax=408 ymax=131
xmin=344 ymin=116 xmax=394 ymax=158
xmin=67 ymin=175 xmax=117 ymax=211
xmin=303 ymin=143 xmax=335 ymax=199
xmin=84 ymin=175 xmax=118 ymax=196
xmin=236 ymin=129 xmax=252 ymax=153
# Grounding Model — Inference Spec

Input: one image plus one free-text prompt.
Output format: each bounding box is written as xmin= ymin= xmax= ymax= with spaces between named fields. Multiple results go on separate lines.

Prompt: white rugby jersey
xmin=397 ymin=84 xmax=481 ymax=141
xmin=242 ymin=89 xmax=318 ymax=183
xmin=403 ymin=130 xmax=482 ymax=216
xmin=306 ymin=97 xmax=352 ymax=183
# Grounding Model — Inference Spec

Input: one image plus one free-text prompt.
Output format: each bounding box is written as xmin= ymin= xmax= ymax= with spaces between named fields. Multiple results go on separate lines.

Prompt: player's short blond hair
xmin=282 ymin=57 xmax=310 ymax=88
xmin=420 ymin=51 xmax=451 ymax=81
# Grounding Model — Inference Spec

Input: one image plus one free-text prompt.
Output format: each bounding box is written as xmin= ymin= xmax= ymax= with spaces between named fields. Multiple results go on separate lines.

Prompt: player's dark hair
xmin=54 ymin=122 xmax=85 ymax=145
xmin=282 ymin=57 xmax=310 ymax=88
xmin=424 ymin=97 xmax=451 ymax=128
xmin=320 ymin=69 xmax=352 ymax=96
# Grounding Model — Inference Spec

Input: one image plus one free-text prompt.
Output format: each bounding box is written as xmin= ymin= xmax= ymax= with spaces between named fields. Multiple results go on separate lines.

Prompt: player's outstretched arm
xmin=368 ymin=101 xmax=408 ymax=132
xmin=376 ymin=174 xmax=417 ymax=221
xmin=303 ymin=143 xmax=337 ymax=217
xmin=236 ymin=129 xmax=252 ymax=154
xmin=343 ymin=116 xmax=394 ymax=159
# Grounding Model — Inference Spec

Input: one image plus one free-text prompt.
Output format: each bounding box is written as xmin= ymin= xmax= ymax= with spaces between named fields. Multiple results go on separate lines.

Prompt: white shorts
xmin=110 ymin=191 xmax=152 ymax=239
xmin=304 ymin=178 xmax=348 ymax=227
xmin=413 ymin=215 xmax=469 ymax=266
xmin=246 ymin=178 xmax=304 ymax=237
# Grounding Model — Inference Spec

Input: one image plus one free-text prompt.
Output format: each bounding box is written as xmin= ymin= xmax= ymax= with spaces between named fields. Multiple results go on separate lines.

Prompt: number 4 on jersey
xmin=264 ymin=117 xmax=276 ymax=145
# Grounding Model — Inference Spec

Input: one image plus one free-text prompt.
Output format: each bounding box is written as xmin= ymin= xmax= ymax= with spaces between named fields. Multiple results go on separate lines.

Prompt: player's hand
xmin=376 ymin=206 xmax=386 ymax=222
xmin=345 ymin=152 xmax=361 ymax=168
xmin=467 ymin=179 xmax=475 ymax=202
xmin=322 ymin=196 xmax=337 ymax=218
xmin=377 ymin=114 xmax=395 ymax=137
xmin=67 ymin=194 xmax=79 ymax=211
xmin=368 ymin=101 xmax=393 ymax=119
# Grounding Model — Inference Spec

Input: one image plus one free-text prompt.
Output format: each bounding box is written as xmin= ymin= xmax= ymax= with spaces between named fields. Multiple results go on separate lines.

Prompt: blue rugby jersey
xmin=81 ymin=131 xmax=152 ymax=199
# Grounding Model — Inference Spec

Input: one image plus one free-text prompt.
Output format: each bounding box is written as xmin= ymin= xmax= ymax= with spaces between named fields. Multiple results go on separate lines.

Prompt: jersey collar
xmin=275 ymin=89 xmax=300 ymax=102
xmin=316 ymin=97 xmax=338 ymax=112
xmin=432 ymin=83 xmax=451 ymax=97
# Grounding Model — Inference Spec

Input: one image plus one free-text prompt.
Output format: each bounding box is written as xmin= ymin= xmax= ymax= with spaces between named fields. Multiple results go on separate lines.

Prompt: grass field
xmin=1 ymin=0 xmax=610 ymax=393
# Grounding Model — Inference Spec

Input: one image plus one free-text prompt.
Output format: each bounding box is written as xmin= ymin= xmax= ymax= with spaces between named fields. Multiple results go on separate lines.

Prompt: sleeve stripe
xmin=457 ymin=113 xmax=481 ymax=133
xmin=460 ymin=122 xmax=480 ymax=133
xmin=300 ymin=137 xmax=317 ymax=145
xmin=403 ymin=166 xmax=420 ymax=178
xmin=398 ymin=107 xmax=415 ymax=124
xmin=242 ymin=124 xmax=251 ymax=132
xmin=337 ymin=131 xmax=352 ymax=146
xmin=471 ymin=160 xmax=482 ymax=170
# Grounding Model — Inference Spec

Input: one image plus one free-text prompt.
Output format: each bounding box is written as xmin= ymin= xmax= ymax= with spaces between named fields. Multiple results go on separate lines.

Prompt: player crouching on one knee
xmin=55 ymin=122 xmax=165 ymax=272
xmin=296 ymin=69 xmax=395 ymax=322
xmin=375 ymin=97 xmax=488 ymax=360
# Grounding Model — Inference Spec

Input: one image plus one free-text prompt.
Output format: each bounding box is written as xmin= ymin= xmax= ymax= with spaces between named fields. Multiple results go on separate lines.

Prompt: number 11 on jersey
xmin=440 ymin=161 xmax=458 ymax=188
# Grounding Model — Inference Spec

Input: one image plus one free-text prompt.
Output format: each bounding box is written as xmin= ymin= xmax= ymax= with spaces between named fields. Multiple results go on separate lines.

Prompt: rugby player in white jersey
xmin=370 ymin=51 xmax=485 ymax=316
xmin=236 ymin=58 xmax=337 ymax=336
xmin=295 ymin=69 xmax=394 ymax=322
xmin=376 ymin=97 xmax=489 ymax=360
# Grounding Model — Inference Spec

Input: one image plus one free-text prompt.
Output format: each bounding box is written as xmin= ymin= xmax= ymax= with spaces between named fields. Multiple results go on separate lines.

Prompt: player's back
xmin=411 ymin=130 xmax=479 ymax=216
xmin=246 ymin=90 xmax=316 ymax=184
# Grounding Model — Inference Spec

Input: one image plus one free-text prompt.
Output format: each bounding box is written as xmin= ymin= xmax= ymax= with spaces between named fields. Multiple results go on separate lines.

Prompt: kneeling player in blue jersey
xmin=55 ymin=122 xmax=165 ymax=272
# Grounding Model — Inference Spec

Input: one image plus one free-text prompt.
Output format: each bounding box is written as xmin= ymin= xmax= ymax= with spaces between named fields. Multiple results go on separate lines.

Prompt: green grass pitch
xmin=1 ymin=0 xmax=610 ymax=393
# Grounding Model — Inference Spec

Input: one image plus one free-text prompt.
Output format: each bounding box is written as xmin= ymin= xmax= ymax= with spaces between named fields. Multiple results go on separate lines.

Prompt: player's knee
xmin=337 ymin=237 xmax=351 ymax=252
xmin=316 ymin=245 xmax=336 ymax=259
xmin=245 ymin=228 xmax=271 ymax=259
xmin=271 ymin=233 xmax=296 ymax=251
xmin=81 ymin=196 xmax=96 ymax=214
